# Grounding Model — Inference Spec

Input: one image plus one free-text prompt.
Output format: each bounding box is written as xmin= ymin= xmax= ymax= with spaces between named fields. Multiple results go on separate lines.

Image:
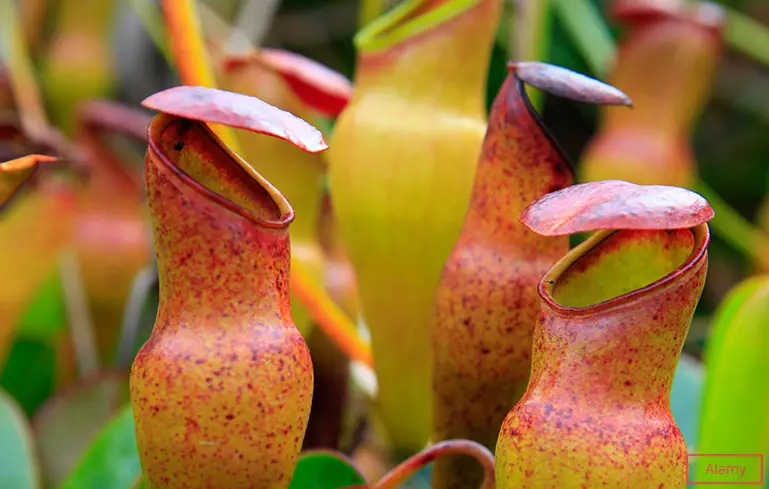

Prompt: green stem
xmin=725 ymin=7 xmax=769 ymax=69
xmin=550 ymin=0 xmax=615 ymax=77
xmin=693 ymin=180 xmax=769 ymax=266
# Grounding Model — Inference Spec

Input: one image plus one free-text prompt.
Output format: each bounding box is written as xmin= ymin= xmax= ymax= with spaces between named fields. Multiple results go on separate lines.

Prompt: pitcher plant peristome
xmin=579 ymin=0 xmax=724 ymax=187
xmin=219 ymin=49 xmax=352 ymax=337
xmin=131 ymin=86 xmax=325 ymax=489
xmin=72 ymin=101 xmax=152 ymax=363
xmin=327 ymin=0 xmax=501 ymax=452
xmin=431 ymin=62 xmax=631 ymax=489
xmin=496 ymin=180 xmax=713 ymax=489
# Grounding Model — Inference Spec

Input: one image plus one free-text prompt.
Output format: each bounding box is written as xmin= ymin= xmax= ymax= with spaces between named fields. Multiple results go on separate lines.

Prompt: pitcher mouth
xmin=147 ymin=113 xmax=295 ymax=229
xmin=354 ymin=0 xmax=480 ymax=53
xmin=539 ymin=223 xmax=710 ymax=316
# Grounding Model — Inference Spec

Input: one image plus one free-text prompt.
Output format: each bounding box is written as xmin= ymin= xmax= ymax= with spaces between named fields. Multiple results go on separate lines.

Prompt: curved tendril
xmin=374 ymin=440 xmax=496 ymax=489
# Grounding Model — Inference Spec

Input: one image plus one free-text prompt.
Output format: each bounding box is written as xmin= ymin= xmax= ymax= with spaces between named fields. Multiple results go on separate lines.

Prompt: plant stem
xmin=693 ymin=179 xmax=769 ymax=269
xmin=116 ymin=265 xmax=158 ymax=369
xmin=0 ymin=0 xmax=50 ymax=138
xmin=124 ymin=0 xmax=174 ymax=65
xmin=725 ymin=6 xmax=769 ymax=69
xmin=232 ymin=0 xmax=282 ymax=50
xmin=550 ymin=0 xmax=615 ymax=77
xmin=19 ymin=0 xmax=48 ymax=56
xmin=291 ymin=259 xmax=374 ymax=367
xmin=59 ymin=249 xmax=100 ymax=378
xmin=373 ymin=440 xmax=496 ymax=489
xmin=513 ymin=0 xmax=552 ymax=110
xmin=160 ymin=0 xmax=241 ymax=151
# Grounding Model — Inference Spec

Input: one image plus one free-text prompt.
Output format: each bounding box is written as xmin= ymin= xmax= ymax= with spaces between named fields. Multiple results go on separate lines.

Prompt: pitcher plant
xmin=579 ymin=0 xmax=724 ymax=187
xmin=495 ymin=180 xmax=713 ymax=488
xmin=430 ymin=62 xmax=631 ymax=489
xmin=327 ymin=0 xmax=501 ymax=453
xmin=131 ymin=86 xmax=325 ymax=489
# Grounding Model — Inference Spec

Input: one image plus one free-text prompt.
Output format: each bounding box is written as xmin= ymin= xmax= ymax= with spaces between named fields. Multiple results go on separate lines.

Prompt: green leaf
xmin=551 ymin=0 xmax=615 ymax=77
xmin=289 ymin=450 xmax=367 ymax=489
xmin=60 ymin=404 xmax=141 ymax=489
xmin=0 ymin=339 xmax=56 ymax=415
xmin=33 ymin=373 xmax=129 ymax=488
xmin=16 ymin=270 xmax=67 ymax=339
xmin=0 ymin=389 xmax=41 ymax=489
xmin=696 ymin=276 xmax=769 ymax=481
xmin=725 ymin=6 xmax=769 ymax=70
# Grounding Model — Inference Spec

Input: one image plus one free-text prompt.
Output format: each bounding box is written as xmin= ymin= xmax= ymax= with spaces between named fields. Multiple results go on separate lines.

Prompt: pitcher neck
xmin=146 ymin=115 xmax=294 ymax=319
xmin=353 ymin=0 xmax=500 ymax=115
xmin=465 ymin=74 xmax=572 ymax=247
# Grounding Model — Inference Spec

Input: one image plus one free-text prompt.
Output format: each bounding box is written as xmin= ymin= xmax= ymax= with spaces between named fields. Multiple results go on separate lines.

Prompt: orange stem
xmin=291 ymin=258 xmax=373 ymax=367
xmin=374 ymin=440 xmax=496 ymax=489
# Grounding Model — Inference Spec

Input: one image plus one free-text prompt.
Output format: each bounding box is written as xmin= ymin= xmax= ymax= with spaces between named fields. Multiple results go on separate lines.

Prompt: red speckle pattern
xmin=520 ymin=180 xmax=714 ymax=236
xmin=141 ymin=86 xmax=328 ymax=153
xmin=495 ymin=226 xmax=709 ymax=488
xmin=130 ymin=115 xmax=313 ymax=489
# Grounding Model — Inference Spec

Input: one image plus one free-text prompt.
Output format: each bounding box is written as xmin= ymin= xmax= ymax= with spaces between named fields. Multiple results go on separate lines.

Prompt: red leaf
xmin=520 ymin=180 xmax=714 ymax=236
xmin=257 ymin=49 xmax=352 ymax=117
xmin=141 ymin=86 xmax=328 ymax=153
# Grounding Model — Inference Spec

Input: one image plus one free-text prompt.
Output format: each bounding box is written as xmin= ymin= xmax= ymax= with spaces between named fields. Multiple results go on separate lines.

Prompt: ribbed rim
xmin=539 ymin=223 xmax=709 ymax=316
